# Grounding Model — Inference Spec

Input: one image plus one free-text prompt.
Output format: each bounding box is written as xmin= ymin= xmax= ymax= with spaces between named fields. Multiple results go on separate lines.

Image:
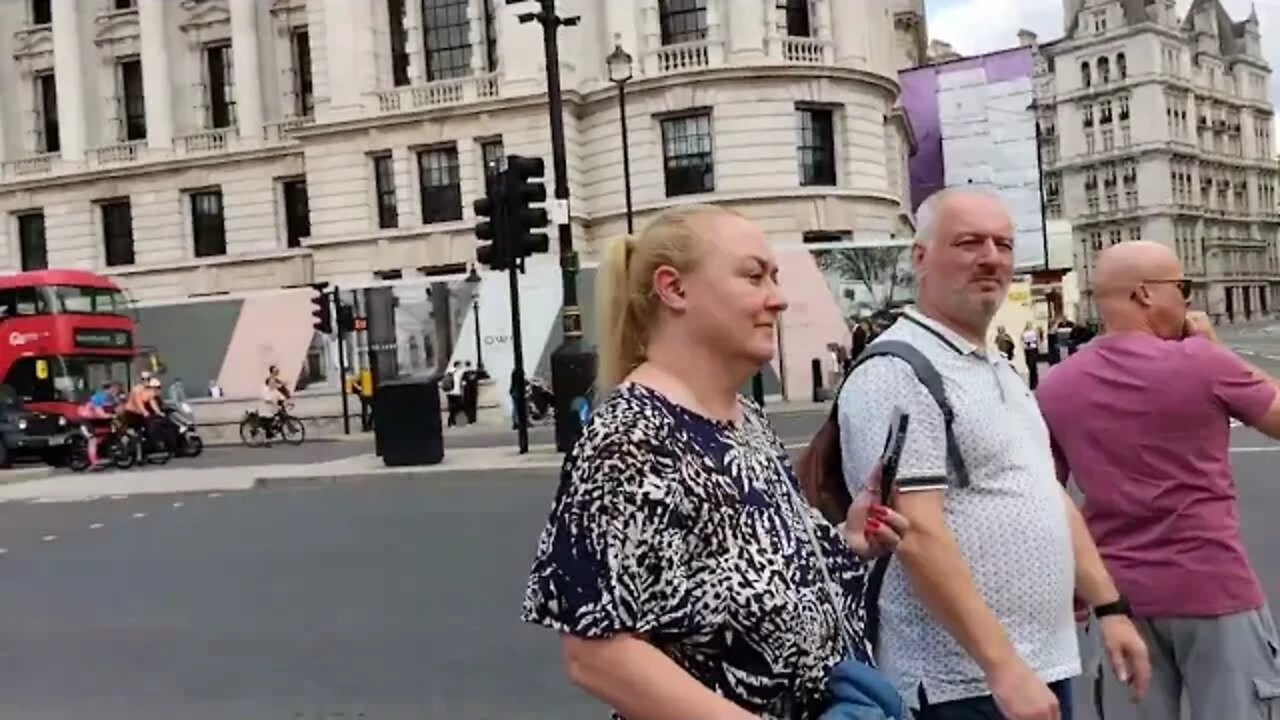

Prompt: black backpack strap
xmin=849 ymin=340 xmax=971 ymax=488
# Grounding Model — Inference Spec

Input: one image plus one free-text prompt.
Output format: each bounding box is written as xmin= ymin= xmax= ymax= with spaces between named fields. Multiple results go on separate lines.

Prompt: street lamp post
xmin=607 ymin=43 xmax=635 ymax=234
xmin=465 ymin=265 xmax=486 ymax=378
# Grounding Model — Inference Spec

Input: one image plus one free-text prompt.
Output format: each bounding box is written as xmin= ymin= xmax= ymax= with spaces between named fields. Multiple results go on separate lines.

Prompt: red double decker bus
xmin=0 ymin=269 xmax=138 ymax=419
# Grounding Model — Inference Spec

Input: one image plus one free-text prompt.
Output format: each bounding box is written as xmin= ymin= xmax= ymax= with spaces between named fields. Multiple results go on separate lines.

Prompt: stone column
xmin=229 ymin=0 xmax=264 ymax=139
xmin=51 ymin=0 xmax=87 ymax=161
xmin=138 ymin=0 xmax=173 ymax=148
xmin=830 ymin=0 xmax=870 ymax=69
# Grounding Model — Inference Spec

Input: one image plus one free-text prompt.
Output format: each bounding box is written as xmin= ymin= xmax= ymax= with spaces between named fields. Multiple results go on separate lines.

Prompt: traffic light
xmin=474 ymin=176 xmax=510 ymax=270
xmin=336 ymin=302 xmax=355 ymax=333
xmin=505 ymin=155 xmax=550 ymax=259
xmin=310 ymin=282 xmax=332 ymax=334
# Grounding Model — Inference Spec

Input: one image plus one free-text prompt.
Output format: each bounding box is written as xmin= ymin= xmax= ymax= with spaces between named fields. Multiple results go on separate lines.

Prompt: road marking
xmin=172 ymin=502 xmax=184 ymax=508
xmin=132 ymin=512 xmax=147 ymax=519
xmin=89 ymin=523 xmax=104 ymax=530
xmin=208 ymin=493 xmax=222 ymax=498
xmin=110 ymin=495 xmax=127 ymax=500
xmin=0 ymin=548 xmax=8 ymax=555
xmin=41 ymin=535 xmax=57 ymax=542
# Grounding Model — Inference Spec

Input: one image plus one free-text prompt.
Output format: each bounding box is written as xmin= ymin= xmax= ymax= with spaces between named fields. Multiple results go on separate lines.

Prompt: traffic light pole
xmin=528 ymin=0 xmax=597 ymax=453
xmin=507 ymin=264 xmax=530 ymax=454
xmin=333 ymin=287 xmax=351 ymax=436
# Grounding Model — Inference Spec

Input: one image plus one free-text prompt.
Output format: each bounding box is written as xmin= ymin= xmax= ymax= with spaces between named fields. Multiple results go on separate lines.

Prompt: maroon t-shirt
xmin=1037 ymin=333 xmax=1276 ymax=618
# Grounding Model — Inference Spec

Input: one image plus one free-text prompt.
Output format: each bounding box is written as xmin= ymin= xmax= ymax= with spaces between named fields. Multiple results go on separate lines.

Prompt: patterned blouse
xmin=522 ymin=383 xmax=871 ymax=719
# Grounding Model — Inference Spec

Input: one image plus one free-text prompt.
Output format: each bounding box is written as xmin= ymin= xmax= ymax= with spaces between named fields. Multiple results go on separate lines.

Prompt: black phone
xmin=880 ymin=407 xmax=910 ymax=507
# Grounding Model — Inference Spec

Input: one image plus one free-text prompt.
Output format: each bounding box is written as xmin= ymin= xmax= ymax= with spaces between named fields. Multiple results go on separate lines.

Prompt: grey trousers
xmin=1084 ymin=604 xmax=1280 ymax=720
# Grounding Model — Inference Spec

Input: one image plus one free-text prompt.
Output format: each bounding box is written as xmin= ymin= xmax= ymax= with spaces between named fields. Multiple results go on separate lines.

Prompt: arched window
xmin=1082 ymin=61 xmax=1092 ymax=88
xmin=1098 ymin=56 xmax=1111 ymax=83
xmin=1117 ymin=52 xmax=1128 ymax=79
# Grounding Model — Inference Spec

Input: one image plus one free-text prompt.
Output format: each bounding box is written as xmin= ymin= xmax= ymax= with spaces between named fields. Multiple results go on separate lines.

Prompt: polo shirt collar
xmin=902 ymin=306 xmax=981 ymax=356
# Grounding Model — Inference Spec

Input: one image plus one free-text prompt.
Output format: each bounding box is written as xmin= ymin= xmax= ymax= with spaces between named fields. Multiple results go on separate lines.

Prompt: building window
xmin=388 ymin=0 xmax=410 ymax=86
xmin=35 ymin=72 xmax=58 ymax=153
xmin=1093 ymin=10 xmax=1106 ymax=34
xmin=1098 ymin=57 xmax=1111 ymax=84
xmin=190 ymin=190 xmax=226 ymax=258
xmin=417 ymin=147 xmax=463 ymax=223
xmin=114 ymin=0 xmax=137 ymax=9
xmin=205 ymin=43 xmax=235 ymax=129
xmin=662 ymin=112 xmax=715 ymax=196
xmin=1102 ymin=128 xmax=1114 ymax=151
xmin=1086 ymin=132 xmax=1096 ymax=154
xmin=1082 ymin=104 xmax=1094 ymax=128
xmin=480 ymin=137 xmax=504 ymax=182
xmin=659 ymin=0 xmax=708 ymax=45
xmin=422 ymin=0 xmax=472 ymax=81
xmin=1100 ymin=101 xmax=1113 ymax=125
xmin=30 ymin=0 xmax=50 ymax=25
xmin=482 ymin=0 xmax=498 ymax=72
xmin=373 ymin=154 xmax=398 ymax=229
xmin=282 ymin=179 xmax=310 ymax=248
xmin=119 ymin=58 xmax=146 ymax=141
xmin=1081 ymin=62 xmax=1091 ymax=89
xmin=292 ymin=30 xmax=314 ymax=118
xmin=797 ymin=108 xmax=836 ymax=186
xmin=1117 ymin=52 xmax=1127 ymax=79
xmin=780 ymin=0 xmax=811 ymax=38
xmin=100 ymin=200 xmax=135 ymax=267
xmin=16 ymin=212 xmax=47 ymax=271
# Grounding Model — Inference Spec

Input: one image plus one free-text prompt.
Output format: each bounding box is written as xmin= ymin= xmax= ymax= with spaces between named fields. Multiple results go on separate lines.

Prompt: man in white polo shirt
xmin=839 ymin=188 xmax=1150 ymax=720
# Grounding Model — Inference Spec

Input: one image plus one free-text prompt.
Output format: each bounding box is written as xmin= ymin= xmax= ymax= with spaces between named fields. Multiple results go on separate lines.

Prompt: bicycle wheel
xmin=66 ymin=435 xmax=91 ymax=473
xmin=281 ymin=416 xmax=306 ymax=445
xmin=240 ymin=417 xmax=266 ymax=447
xmin=110 ymin=434 xmax=137 ymax=470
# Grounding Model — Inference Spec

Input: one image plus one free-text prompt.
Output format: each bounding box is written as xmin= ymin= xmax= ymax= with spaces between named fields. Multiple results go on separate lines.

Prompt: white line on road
xmin=0 ymin=548 xmax=8 ymax=555
xmin=110 ymin=495 xmax=127 ymax=500
xmin=89 ymin=523 xmax=104 ymax=530
xmin=207 ymin=493 xmax=222 ymax=498
xmin=131 ymin=512 xmax=147 ymax=519
xmin=41 ymin=535 xmax=57 ymax=542
xmin=172 ymin=501 xmax=184 ymax=508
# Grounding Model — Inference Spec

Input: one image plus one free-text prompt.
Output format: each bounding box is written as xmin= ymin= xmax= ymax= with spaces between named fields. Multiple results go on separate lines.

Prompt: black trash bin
xmin=373 ymin=376 xmax=444 ymax=467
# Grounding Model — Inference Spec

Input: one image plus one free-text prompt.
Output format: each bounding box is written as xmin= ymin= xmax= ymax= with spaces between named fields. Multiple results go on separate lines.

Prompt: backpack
xmin=440 ymin=371 xmax=455 ymax=393
xmin=794 ymin=340 xmax=971 ymax=649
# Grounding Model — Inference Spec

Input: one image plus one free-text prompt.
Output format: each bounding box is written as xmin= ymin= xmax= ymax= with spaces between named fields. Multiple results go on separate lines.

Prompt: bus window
xmin=49 ymin=286 xmax=128 ymax=315
xmin=0 ymin=289 xmax=14 ymax=319
xmin=14 ymin=287 xmax=48 ymax=316
xmin=6 ymin=357 xmax=58 ymax=403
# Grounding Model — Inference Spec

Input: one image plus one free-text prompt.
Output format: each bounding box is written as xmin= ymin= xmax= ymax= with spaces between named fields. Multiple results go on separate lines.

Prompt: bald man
xmin=1037 ymin=241 xmax=1280 ymax=720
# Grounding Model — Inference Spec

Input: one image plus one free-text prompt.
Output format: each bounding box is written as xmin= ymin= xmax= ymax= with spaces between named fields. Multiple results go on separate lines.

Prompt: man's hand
xmin=1184 ymin=311 xmax=1219 ymax=343
xmin=1098 ymin=615 xmax=1151 ymax=701
xmin=988 ymin=658 xmax=1060 ymax=720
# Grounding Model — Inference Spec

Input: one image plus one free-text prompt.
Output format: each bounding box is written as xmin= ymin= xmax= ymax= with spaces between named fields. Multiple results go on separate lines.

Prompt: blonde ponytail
xmin=594 ymin=204 xmax=742 ymax=397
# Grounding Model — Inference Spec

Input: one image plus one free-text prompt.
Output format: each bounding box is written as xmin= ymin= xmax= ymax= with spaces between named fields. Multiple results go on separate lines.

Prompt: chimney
xmin=1018 ymin=29 xmax=1038 ymax=47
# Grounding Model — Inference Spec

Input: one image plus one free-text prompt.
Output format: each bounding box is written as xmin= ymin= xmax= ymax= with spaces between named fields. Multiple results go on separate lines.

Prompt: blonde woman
xmin=522 ymin=205 xmax=909 ymax=719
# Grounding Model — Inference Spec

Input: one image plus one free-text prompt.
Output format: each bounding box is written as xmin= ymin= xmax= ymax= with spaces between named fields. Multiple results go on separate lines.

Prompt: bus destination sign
xmin=74 ymin=328 xmax=132 ymax=350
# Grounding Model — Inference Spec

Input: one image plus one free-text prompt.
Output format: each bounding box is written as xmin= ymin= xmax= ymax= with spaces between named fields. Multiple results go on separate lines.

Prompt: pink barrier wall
xmin=775 ymin=249 xmax=852 ymax=396
xmin=215 ymin=290 xmax=316 ymax=398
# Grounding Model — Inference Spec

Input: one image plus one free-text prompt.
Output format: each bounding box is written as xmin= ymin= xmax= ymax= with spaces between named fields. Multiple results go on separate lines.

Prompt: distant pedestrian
xmin=1038 ymin=241 xmax=1280 ymax=720
xmin=461 ymin=361 xmax=479 ymax=424
xmin=995 ymin=325 xmax=1016 ymax=361
xmin=442 ymin=362 xmax=464 ymax=427
xmin=1022 ymin=322 xmax=1041 ymax=389
xmin=207 ymin=379 xmax=223 ymax=398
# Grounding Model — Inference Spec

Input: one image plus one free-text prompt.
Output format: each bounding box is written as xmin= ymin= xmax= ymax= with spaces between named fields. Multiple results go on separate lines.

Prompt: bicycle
xmin=239 ymin=403 xmax=306 ymax=447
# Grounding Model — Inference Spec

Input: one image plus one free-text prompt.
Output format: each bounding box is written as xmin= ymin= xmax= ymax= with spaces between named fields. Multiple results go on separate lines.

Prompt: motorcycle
xmin=163 ymin=401 xmax=204 ymax=458
xmin=66 ymin=420 xmax=139 ymax=472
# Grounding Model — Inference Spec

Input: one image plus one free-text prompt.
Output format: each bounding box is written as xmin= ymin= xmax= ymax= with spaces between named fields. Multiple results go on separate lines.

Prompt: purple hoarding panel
xmin=899 ymin=47 xmax=1035 ymax=213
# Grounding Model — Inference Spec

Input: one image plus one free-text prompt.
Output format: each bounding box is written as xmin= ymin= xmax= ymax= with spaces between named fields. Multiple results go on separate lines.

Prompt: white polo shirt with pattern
xmin=837 ymin=307 xmax=1079 ymax=707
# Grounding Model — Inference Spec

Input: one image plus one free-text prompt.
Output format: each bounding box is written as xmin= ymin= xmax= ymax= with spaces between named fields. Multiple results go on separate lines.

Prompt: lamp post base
xmin=550 ymin=337 xmax=597 ymax=453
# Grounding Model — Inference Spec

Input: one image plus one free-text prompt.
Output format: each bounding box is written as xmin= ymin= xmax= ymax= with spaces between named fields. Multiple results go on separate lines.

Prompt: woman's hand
xmin=842 ymin=464 xmax=910 ymax=560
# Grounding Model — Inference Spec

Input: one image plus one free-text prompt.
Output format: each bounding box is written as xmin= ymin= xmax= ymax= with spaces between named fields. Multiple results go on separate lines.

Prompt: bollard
xmin=811 ymin=358 xmax=823 ymax=403
xmin=751 ymin=372 xmax=765 ymax=407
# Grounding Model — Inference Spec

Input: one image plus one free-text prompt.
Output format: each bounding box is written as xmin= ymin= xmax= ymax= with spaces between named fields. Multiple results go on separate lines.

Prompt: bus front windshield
xmin=47 ymin=286 xmax=130 ymax=316
xmin=6 ymin=356 xmax=132 ymax=405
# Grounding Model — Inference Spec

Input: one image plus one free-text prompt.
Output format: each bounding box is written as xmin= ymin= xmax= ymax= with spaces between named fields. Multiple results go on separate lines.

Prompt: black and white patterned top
xmin=522 ymin=382 xmax=871 ymax=720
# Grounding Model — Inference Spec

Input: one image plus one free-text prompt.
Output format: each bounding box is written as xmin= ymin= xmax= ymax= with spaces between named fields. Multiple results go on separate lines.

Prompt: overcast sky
xmin=924 ymin=0 xmax=1280 ymax=155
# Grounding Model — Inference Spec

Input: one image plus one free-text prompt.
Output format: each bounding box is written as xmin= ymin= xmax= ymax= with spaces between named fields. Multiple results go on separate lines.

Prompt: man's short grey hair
xmin=913 ymin=186 xmax=1008 ymax=246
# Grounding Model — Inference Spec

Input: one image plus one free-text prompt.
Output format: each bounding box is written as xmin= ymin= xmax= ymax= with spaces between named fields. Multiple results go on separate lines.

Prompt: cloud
xmin=924 ymin=0 xmax=1280 ymax=155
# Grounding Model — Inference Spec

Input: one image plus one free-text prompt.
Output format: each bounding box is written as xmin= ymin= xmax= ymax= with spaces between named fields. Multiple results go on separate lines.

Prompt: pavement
xmin=0 ymin=339 xmax=1278 ymax=719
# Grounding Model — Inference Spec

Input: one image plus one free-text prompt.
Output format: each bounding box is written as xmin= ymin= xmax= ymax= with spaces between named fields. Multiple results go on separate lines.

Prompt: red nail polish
xmin=867 ymin=519 xmax=881 ymax=530
xmin=871 ymin=506 xmax=889 ymax=519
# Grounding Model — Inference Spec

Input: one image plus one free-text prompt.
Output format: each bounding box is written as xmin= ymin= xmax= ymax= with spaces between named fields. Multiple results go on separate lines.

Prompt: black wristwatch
xmin=1093 ymin=597 xmax=1133 ymax=619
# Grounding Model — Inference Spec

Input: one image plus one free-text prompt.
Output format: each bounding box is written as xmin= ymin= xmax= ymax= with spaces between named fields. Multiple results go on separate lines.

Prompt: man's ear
xmin=653 ymin=265 xmax=687 ymax=312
